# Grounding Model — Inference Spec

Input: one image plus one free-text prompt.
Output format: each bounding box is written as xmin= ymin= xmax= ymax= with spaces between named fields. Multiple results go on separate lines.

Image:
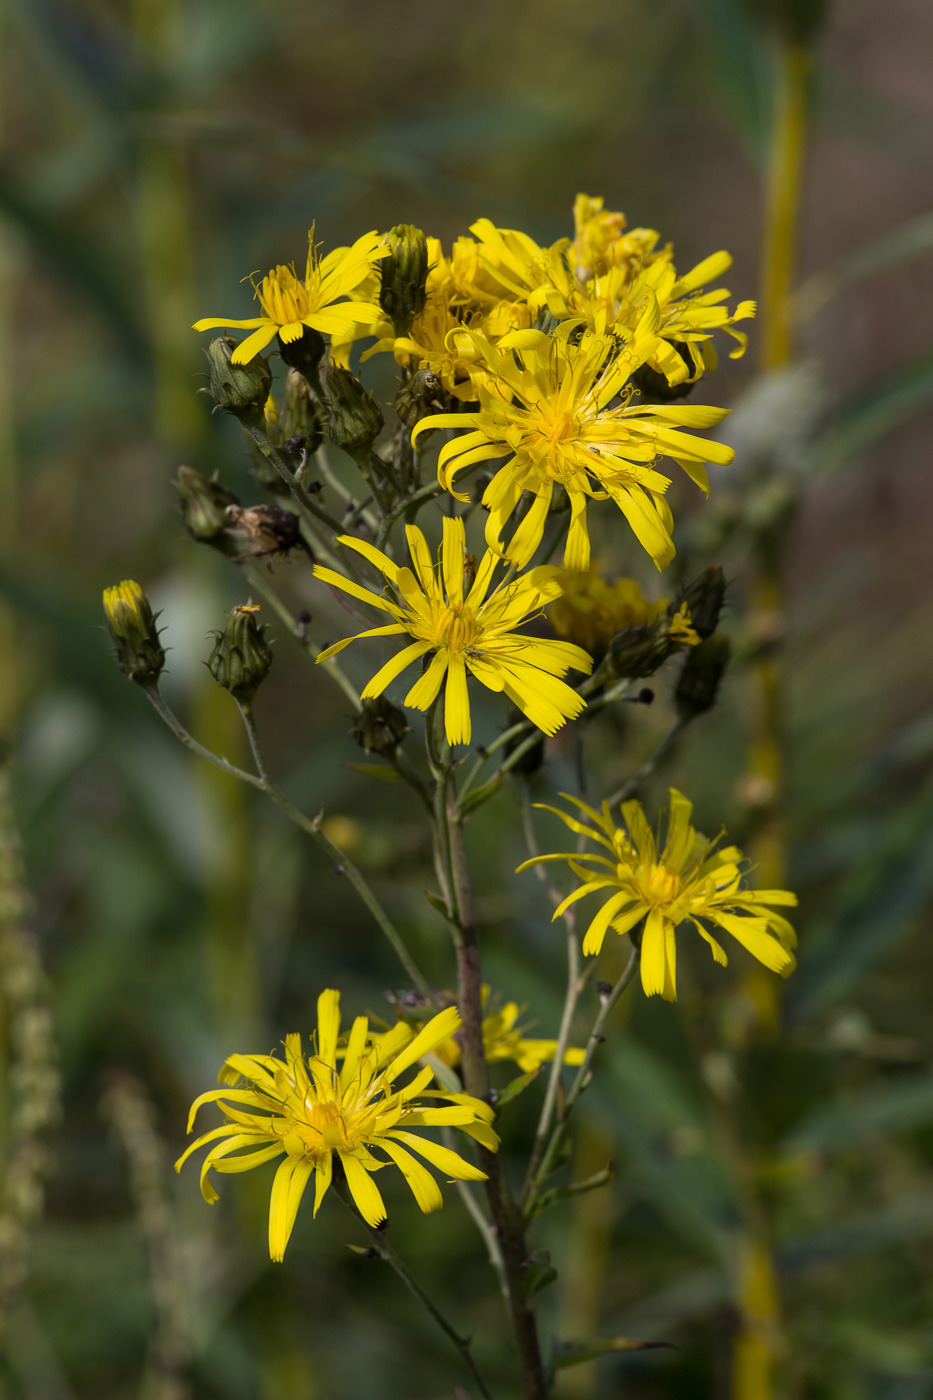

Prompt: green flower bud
xmin=351 ymin=696 xmax=409 ymax=757
xmin=281 ymin=368 xmax=325 ymax=452
xmin=675 ymin=632 xmax=731 ymax=720
xmin=395 ymin=367 xmax=453 ymax=432
xmin=278 ymin=326 xmax=326 ymax=379
xmin=103 ymin=580 xmax=166 ymax=687
xmin=607 ymin=622 xmax=676 ymax=680
xmin=207 ymin=603 xmax=273 ymax=706
xmin=175 ymin=466 xmax=240 ymax=550
xmin=379 ymin=224 xmax=429 ymax=336
xmin=668 ymin=564 xmax=726 ymax=641
xmin=325 ymin=366 xmax=383 ymax=456
xmin=205 ymin=337 xmax=272 ymax=421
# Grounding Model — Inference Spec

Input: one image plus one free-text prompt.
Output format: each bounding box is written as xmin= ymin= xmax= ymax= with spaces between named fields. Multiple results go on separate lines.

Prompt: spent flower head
xmin=177 ymin=990 xmax=497 ymax=1259
xmin=519 ymin=789 xmax=797 ymax=1002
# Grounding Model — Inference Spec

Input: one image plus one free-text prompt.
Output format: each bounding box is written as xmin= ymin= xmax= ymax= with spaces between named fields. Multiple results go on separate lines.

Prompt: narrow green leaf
xmin=423 ymin=889 xmax=450 ymax=917
xmin=457 ymin=772 xmax=503 ymax=818
xmin=495 ymin=1065 xmax=540 ymax=1108
xmin=520 ymin=1251 xmax=558 ymax=1301
xmin=527 ymin=1162 xmax=614 ymax=1222
xmin=553 ymin=1336 xmax=674 ymax=1370
xmin=344 ymin=762 xmax=401 ymax=782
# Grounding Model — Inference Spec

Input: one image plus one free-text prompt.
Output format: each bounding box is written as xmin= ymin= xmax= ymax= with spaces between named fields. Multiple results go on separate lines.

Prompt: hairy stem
xmin=436 ymin=758 xmax=548 ymax=1400
xmin=335 ymin=1186 xmax=496 ymax=1400
xmin=242 ymin=565 xmax=362 ymax=711
xmin=143 ymin=686 xmax=430 ymax=995
xmin=523 ymin=948 xmax=638 ymax=1216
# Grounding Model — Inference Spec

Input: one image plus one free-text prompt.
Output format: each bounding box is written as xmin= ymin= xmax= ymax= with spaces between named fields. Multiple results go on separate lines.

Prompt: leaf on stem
xmin=526 ymin=1162 xmax=614 ymax=1222
xmin=552 ymin=1335 xmax=674 ymax=1371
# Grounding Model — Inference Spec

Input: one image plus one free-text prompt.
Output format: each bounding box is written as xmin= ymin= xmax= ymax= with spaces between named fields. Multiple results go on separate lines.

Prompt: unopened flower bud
xmin=325 ymin=366 xmax=383 ymax=456
xmin=281 ymin=369 xmax=325 ymax=451
xmin=379 ymin=224 xmax=429 ymax=336
xmin=351 ymin=696 xmax=409 ymax=757
xmin=277 ymin=326 xmax=326 ymax=379
xmin=204 ymin=337 xmax=272 ymax=421
xmin=175 ymin=466 xmax=240 ymax=550
xmin=669 ymin=565 xmax=726 ymax=640
xmin=395 ymin=367 xmax=453 ymax=432
xmin=207 ymin=603 xmax=273 ymax=706
xmin=607 ymin=622 xmax=675 ymax=680
xmin=103 ymin=580 xmax=165 ymax=687
xmin=675 ymin=632 xmax=731 ymax=720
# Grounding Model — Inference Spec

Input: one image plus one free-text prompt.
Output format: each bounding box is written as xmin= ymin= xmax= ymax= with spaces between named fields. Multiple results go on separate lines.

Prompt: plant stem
xmin=515 ymin=781 xmax=589 ymax=1208
xmin=143 ymin=686 xmax=431 ymax=995
xmin=241 ymin=419 xmax=349 ymax=556
xmin=437 ymin=760 xmax=548 ymax=1400
xmin=523 ymin=949 xmax=638 ymax=1216
xmin=242 ymin=565 xmax=362 ymax=712
xmin=335 ymin=1186 xmax=496 ymax=1400
xmin=760 ymin=41 xmax=810 ymax=372
xmin=604 ymin=717 xmax=689 ymax=808
xmin=236 ymin=703 xmax=432 ymax=996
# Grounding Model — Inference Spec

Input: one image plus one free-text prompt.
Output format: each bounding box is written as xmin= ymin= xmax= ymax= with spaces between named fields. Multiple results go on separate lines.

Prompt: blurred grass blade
xmin=0 ymin=165 xmax=146 ymax=362
xmin=784 ymin=1077 xmax=933 ymax=1155
xmin=790 ymin=773 xmax=933 ymax=1017
xmin=796 ymin=210 xmax=933 ymax=323
xmin=697 ymin=0 xmax=769 ymax=154
xmin=817 ymin=349 xmax=933 ymax=471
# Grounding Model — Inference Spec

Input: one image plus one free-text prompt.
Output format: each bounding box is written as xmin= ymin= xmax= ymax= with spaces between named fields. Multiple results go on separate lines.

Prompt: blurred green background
xmin=2 ymin=1 xmax=933 ymax=1397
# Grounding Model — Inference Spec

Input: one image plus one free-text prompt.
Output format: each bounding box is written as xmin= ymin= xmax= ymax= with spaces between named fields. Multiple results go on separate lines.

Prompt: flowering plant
xmin=104 ymin=194 xmax=797 ymax=1399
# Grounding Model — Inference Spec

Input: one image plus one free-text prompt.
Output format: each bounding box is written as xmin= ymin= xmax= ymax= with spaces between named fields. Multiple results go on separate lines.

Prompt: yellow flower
xmin=568 ymin=193 xmax=661 ymax=280
xmin=518 ymin=789 xmax=797 ymax=1002
xmin=313 ymin=517 xmax=592 ymax=746
xmin=192 ymin=230 xmax=389 ymax=364
xmin=667 ymin=602 xmax=700 ymax=646
xmin=394 ymin=989 xmax=585 ymax=1075
xmin=549 ymin=568 xmax=667 ymax=660
xmin=412 ymin=323 xmax=734 ymax=573
xmin=176 ymin=991 xmax=497 ymax=1260
xmin=543 ymin=250 xmax=755 ymax=387
xmin=363 ymin=291 xmax=481 ymax=399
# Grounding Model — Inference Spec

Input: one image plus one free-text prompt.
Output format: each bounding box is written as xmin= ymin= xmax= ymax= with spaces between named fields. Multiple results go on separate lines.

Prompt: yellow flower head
xmin=568 ymin=194 xmax=662 ymax=281
xmin=518 ymin=789 xmax=797 ymax=1002
xmin=176 ymin=990 xmax=497 ymax=1260
xmin=549 ymin=568 xmax=667 ymax=660
xmin=363 ymin=291 xmax=481 ymax=399
xmin=426 ymin=234 xmax=503 ymax=309
xmin=393 ymin=988 xmax=585 ymax=1076
xmin=313 ymin=517 xmax=592 ymax=746
xmin=192 ymin=230 xmax=390 ymax=364
xmin=469 ymin=217 xmax=567 ymax=310
xmin=412 ymin=323 xmax=734 ymax=574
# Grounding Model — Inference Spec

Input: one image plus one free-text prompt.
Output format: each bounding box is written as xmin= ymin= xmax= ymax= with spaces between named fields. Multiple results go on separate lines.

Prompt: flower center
xmin=639 ymin=861 xmax=682 ymax=910
xmin=287 ymin=1098 xmax=352 ymax=1159
xmin=258 ymin=267 xmax=310 ymax=325
xmin=435 ymin=602 xmax=479 ymax=652
xmin=542 ymin=411 xmax=577 ymax=444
